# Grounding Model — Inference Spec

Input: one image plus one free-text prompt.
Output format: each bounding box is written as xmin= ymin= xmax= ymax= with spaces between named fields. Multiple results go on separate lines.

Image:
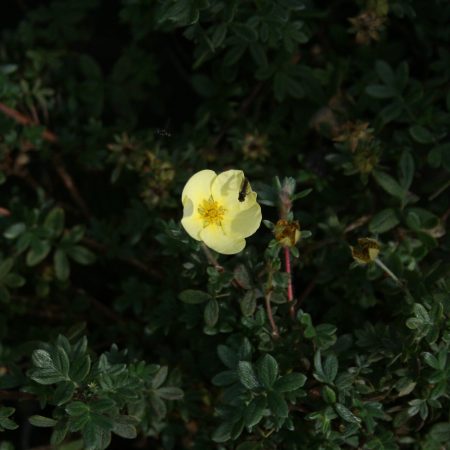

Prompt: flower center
xmin=198 ymin=197 xmax=226 ymax=227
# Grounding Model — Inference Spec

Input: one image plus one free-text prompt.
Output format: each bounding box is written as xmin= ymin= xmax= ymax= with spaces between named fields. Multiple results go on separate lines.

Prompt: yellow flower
xmin=351 ymin=238 xmax=380 ymax=264
xmin=181 ymin=170 xmax=262 ymax=254
xmin=274 ymin=219 xmax=301 ymax=247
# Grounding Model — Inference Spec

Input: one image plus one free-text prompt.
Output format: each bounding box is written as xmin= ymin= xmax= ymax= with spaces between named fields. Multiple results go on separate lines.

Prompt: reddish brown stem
xmin=0 ymin=102 xmax=57 ymax=143
xmin=284 ymin=247 xmax=295 ymax=319
xmin=0 ymin=102 xmax=92 ymax=219
xmin=53 ymin=156 xmax=91 ymax=220
xmin=0 ymin=390 xmax=35 ymax=401
xmin=264 ymin=290 xmax=279 ymax=338
xmin=200 ymin=243 xmax=245 ymax=289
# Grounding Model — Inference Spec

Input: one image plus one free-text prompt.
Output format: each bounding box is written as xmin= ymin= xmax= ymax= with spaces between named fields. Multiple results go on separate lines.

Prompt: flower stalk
xmin=265 ymin=268 xmax=280 ymax=338
xmin=374 ymin=258 xmax=400 ymax=285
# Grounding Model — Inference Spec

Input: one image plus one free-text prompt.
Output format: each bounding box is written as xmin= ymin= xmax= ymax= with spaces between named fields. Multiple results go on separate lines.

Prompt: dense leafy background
xmin=1 ymin=0 xmax=450 ymax=449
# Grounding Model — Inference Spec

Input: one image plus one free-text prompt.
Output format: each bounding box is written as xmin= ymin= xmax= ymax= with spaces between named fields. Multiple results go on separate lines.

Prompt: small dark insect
xmin=238 ymin=178 xmax=250 ymax=202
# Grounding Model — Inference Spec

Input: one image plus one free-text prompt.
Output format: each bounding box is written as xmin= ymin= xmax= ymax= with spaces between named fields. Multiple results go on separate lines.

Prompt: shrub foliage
xmin=1 ymin=0 xmax=450 ymax=449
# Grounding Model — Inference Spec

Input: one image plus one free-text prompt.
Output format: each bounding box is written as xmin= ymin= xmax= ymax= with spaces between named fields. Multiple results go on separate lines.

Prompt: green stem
xmin=375 ymin=258 xmax=400 ymax=284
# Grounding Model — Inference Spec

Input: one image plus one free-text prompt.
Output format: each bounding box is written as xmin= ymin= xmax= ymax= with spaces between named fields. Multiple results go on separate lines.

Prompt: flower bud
xmin=274 ymin=219 xmax=301 ymax=247
xmin=351 ymin=238 xmax=380 ymax=264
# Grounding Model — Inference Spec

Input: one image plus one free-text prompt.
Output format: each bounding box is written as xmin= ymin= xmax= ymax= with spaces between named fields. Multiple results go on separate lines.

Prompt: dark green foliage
xmin=1 ymin=0 xmax=450 ymax=448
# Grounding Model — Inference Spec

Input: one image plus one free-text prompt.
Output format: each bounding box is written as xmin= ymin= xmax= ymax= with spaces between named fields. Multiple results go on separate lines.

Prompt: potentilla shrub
xmin=0 ymin=1 xmax=449 ymax=449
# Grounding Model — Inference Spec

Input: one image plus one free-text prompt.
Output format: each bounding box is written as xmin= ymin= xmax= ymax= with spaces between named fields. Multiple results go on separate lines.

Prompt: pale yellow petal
xmin=182 ymin=169 xmax=216 ymax=207
xmin=200 ymin=225 xmax=245 ymax=255
xmin=181 ymin=197 xmax=203 ymax=240
xmin=211 ymin=169 xmax=244 ymax=198
xmin=223 ymin=202 xmax=262 ymax=238
xmin=181 ymin=170 xmax=216 ymax=240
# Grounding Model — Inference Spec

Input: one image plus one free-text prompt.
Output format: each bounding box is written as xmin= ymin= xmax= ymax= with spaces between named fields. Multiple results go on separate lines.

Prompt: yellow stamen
xmin=198 ymin=197 xmax=226 ymax=227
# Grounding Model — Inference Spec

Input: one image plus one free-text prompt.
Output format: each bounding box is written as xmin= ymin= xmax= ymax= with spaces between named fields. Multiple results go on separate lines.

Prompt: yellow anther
xmin=198 ymin=197 xmax=226 ymax=227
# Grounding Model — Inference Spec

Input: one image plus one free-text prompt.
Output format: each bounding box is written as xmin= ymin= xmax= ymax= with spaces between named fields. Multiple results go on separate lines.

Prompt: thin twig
xmin=441 ymin=206 xmax=450 ymax=223
xmin=0 ymin=101 xmax=57 ymax=143
xmin=0 ymin=102 xmax=92 ymax=219
xmin=284 ymin=247 xmax=295 ymax=319
xmin=375 ymin=258 xmax=400 ymax=284
xmin=200 ymin=243 xmax=245 ymax=289
xmin=264 ymin=290 xmax=280 ymax=338
xmin=344 ymin=214 xmax=371 ymax=233
xmin=82 ymin=237 xmax=162 ymax=279
xmin=429 ymin=179 xmax=450 ymax=201
xmin=53 ymin=155 xmax=91 ymax=220
xmin=0 ymin=390 xmax=35 ymax=401
xmin=201 ymin=243 xmax=224 ymax=272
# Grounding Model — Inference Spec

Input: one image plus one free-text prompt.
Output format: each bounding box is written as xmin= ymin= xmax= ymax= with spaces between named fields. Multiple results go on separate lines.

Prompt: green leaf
xmin=112 ymin=416 xmax=137 ymax=439
xmin=429 ymin=422 xmax=450 ymax=442
xmin=151 ymin=366 xmax=168 ymax=389
xmin=373 ymin=170 xmax=404 ymax=199
xmin=66 ymin=246 xmax=96 ymax=265
xmin=70 ymin=354 xmax=91 ymax=383
xmin=3 ymin=272 xmax=25 ymax=288
xmin=375 ymin=60 xmax=395 ymax=86
xmin=237 ymin=361 xmax=260 ymax=390
xmin=212 ymin=421 xmax=234 ymax=443
xmin=380 ymin=101 xmax=403 ymax=123
xmin=369 ymin=208 xmax=400 ymax=233
xmin=3 ymin=223 xmax=26 ymax=239
xmin=257 ymin=354 xmax=279 ymax=389
xmin=90 ymin=399 xmax=116 ymax=413
xmin=54 ymin=249 xmax=70 ymax=281
xmin=26 ymin=239 xmax=51 ymax=266
xmin=66 ymin=401 xmax=90 ymax=416
xmin=53 ymin=381 xmax=76 ymax=406
xmin=422 ymin=352 xmax=439 ymax=369
xmin=322 ymin=385 xmax=336 ymax=404
xmin=156 ymin=387 xmax=184 ymax=400
xmin=217 ymin=345 xmax=238 ymax=369
xmin=0 ymin=258 xmax=13 ymax=280
xmin=211 ymin=23 xmax=227 ymax=48
xmin=29 ymin=347 xmax=70 ymax=384
xmin=82 ymin=419 xmax=111 ymax=450
xmin=29 ymin=415 xmax=58 ymax=427
xmin=267 ymin=391 xmax=288 ymax=418
xmin=313 ymin=350 xmax=325 ymax=382
xmin=366 ymin=85 xmax=396 ymax=98
xmin=0 ymin=407 xmax=15 ymax=418
xmin=274 ymin=373 xmax=306 ymax=392
xmin=249 ymin=43 xmax=268 ymax=68
xmin=240 ymin=290 xmax=257 ymax=317
xmin=178 ymin=289 xmax=211 ymax=304
xmin=399 ymin=151 xmax=414 ymax=191
xmin=223 ymin=44 xmax=247 ymax=66
xmin=51 ymin=420 xmax=69 ymax=446
xmin=204 ymin=298 xmax=219 ymax=327
xmin=284 ymin=74 xmax=304 ymax=99
xmin=150 ymin=392 xmax=167 ymax=418
xmin=409 ymin=125 xmax=434 ymax=144
xmin=0 ymin=416 xmax=18 ymax=430
xmin=323 ymin=354 xmax=338 ymax=383
xmin=335 ymin=403 xmax=361 ymax=424
xmin=232 ymin=23 xmax=257 ymax=42
xmin=292 ymin=188 xmax=312 ymax=201
xmin=44 ymin=208 xmax=65 ymax=238
xmin=212 ymin=370 xmax=238 ymax=386
xmin=234 ymin=264 xmax=252 ymax=289
xmin=244 ymin=396 xmax=267 ymax=427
